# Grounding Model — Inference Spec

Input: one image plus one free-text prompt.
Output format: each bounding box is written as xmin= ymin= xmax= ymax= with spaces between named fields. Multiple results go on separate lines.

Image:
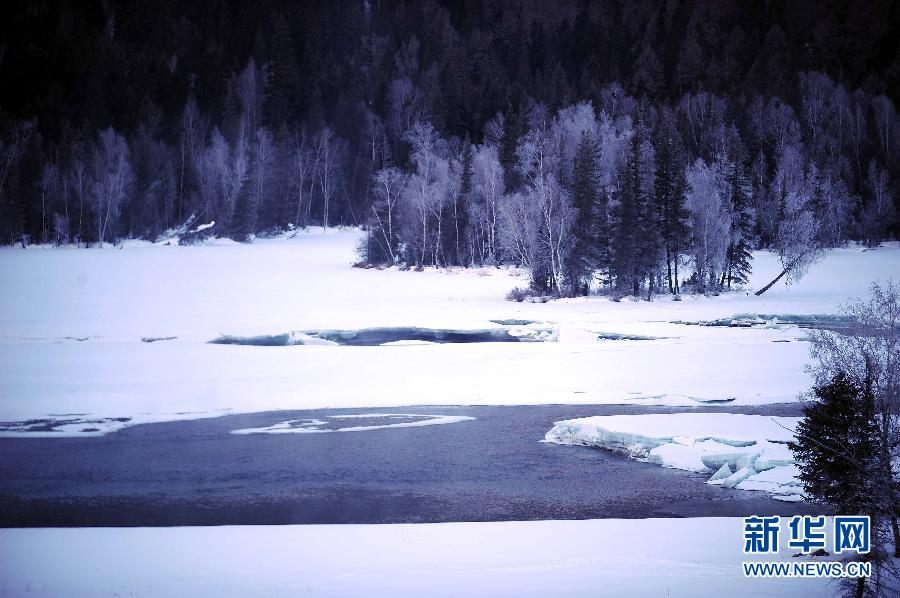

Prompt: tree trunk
xmin=666 ymin=244 xmax=673 ymax=294
xmin=674 ymin=251 xmax=680 ymax=295
xmin=855 ymin=575 xmax=866 ymax=598
xmin=755 ymin=266 xmax=790 ymax=296
xmin=891 ymin=516 xmax=900 ymax=557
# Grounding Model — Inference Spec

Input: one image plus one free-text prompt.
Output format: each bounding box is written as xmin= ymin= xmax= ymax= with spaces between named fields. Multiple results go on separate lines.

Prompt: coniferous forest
xmin=1 ymin=0 xmax=899 ymax=297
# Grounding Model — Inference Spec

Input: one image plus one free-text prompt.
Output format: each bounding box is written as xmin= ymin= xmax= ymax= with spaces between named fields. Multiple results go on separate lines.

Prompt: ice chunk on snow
xmin=544 ymin=413 xmax=802 ymax=500
xmin=706 ymin=463 xmax=733 ymax=485
xmin=648 ymin=442 xmax=707 ymax=472
xmin=721 ymin=466 xmax=757 ymax=489
xmin=773 ymin=494 xmax=804 ymax=502
xmin=751 ymin=442 xmax=796 ymax=470
xmin=649 ymin=439 xmax=740 ymax=473
xmin=736 ymin=465 xmax=804 ymax=499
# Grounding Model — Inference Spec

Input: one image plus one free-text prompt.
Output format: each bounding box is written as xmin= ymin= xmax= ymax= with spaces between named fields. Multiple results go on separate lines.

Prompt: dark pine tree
xmin=655 ymin=109 xmax=689 ymax=294
xmin=611 ymin=134 xmax=640 ymax=298
xmin=789 ymin=371 xmax=882 ymax=598
xmin=635 ymin=133 xmax=660 ymax=300
xmin=566 ymin=130 xmax=601 ymax=295
xmin=498 ymin=102 xmax=523 ymax=192
xmin=455 ymin=135 xmax=474 ymax=266
xmin=790 ymin=372 xmax=879 ymax=516
xmin=723 ymin=159 xmax=754 ymax=289
xmin=722 ymin=126 xmax=754 ymax=289
xmin=230 ymin=186 xmax=257 ymax=243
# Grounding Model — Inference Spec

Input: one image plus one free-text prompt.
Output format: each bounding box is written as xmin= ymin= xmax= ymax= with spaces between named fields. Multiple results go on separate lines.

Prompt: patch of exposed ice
xmin=0 ymin=409 xmax=234 ymax=438
xmin=231 ymin=413 xmax=475 ymax=435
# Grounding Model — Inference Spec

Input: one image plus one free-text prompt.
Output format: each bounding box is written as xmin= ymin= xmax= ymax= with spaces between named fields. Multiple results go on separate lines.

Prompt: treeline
xmin=0 ymin=1 xmax=898 ymax=296
xmin=362 ymin=85 xmax=895 ymax=297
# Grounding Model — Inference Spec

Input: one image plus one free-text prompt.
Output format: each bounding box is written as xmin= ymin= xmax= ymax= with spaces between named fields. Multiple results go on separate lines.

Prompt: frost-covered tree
xmin=684 ymin=157 xmax=730 ymax=291
xmin=288 ymin=129 xmax=315 ymax=228
xmin=756 ymin=188 xmax=822 ymax=295
xmin=859 ymin=161 xmax=896 ymax=247
xmin=402 ymin=121 xmax=449 ymax=266
xmin=469 ymin=143 xmax=504 ymax=264
xmin=251 ymin=128 xmax=274 ymax=226
xmin=754 ymin=142 xmax=823 ymax=295
xmin=315 ymin=127 xmax=343 ymax=230
xmin=39 ymin=161 xmax=59 ymax=244
xmin=449 ymin=137 xmax=473 ymax=266
xmin=497 ymin=190 xmax=540 ymax=269
xmin=809 ymin=165 xmax=854 ymax=248
xmin=551 ymin=101 xmax=598 ymax=186
xmin=515 ymin=127 xmax=574 ymax=293
xmin=90 ymin=127 xmax=133 ymax=247
xmin=369 ymin=166 xmax=406 ymax=264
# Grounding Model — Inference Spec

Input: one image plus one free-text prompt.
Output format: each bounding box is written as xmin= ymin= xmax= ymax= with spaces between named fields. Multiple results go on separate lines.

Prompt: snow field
xmin=0 ymin=518 xmax=833 ymax=597
xmin=1 ymin=230 xmax=897 ymax=433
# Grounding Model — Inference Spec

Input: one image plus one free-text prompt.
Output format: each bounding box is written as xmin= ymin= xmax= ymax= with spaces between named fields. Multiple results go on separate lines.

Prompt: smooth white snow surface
xmin=230 ymin=413 xmax=475 ymax=434
xmin=0 ymin=229 xmax=898 ymax=433
xmin=545 ymin=413 xmax=805 ymax=500
xmin=0 ymin=518 xmax=834 ymax=597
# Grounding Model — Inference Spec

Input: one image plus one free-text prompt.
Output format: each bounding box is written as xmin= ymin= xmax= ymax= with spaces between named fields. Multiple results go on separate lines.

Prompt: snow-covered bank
xmin=0 ymin=334 xmax=811 ymax=435
xmin=545 ymin=413 xmax=804 ymax=501
xmin=0 ymin=518 xmax=831 ymax=597
xmin=1 ymin=229 xmax=898 ymax=432
xmin=1 ymin=230 xmax=898 ymax=341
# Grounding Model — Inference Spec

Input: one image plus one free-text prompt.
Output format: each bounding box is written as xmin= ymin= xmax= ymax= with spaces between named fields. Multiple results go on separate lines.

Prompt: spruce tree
xmin=456 ymin=136 xmax=474 ymax=266
xmin=230 ymin=188 xmax=257 ymax=242
xmin=723 ymin=160 xmax=754 ymax=288
xmin=635 ymin=135 xmax=660 ymax=300
xmin=790 ymin=372 xmax=879 ymax=515
xmin=655 ymin=110 xmax=689 ymax=295
xmin=498 ymin=102 xmax=523 ymax=192
xmin=567 ymin=131 xmax=600 ymax=295
xmin=722 ymin=126 xmax=754 ymax=289
xmin=611 ymin=134 xmax=639 ymax=298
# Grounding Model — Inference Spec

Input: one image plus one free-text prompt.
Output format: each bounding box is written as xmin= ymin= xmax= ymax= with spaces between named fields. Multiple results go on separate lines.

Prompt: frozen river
xmin=0 ymin=403 xmax=822 ymax=526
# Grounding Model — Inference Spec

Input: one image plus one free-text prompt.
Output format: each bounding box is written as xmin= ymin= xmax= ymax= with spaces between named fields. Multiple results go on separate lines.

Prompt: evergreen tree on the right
xmin=789 ymin=370 xmax=883 ymax=598
xmin=790 ymin=372 xmax=879 ymax=515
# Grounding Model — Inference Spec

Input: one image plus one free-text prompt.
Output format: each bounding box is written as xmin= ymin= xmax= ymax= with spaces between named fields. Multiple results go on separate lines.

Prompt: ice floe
xmin=544 ymin=413 xmax=804 ymax=500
